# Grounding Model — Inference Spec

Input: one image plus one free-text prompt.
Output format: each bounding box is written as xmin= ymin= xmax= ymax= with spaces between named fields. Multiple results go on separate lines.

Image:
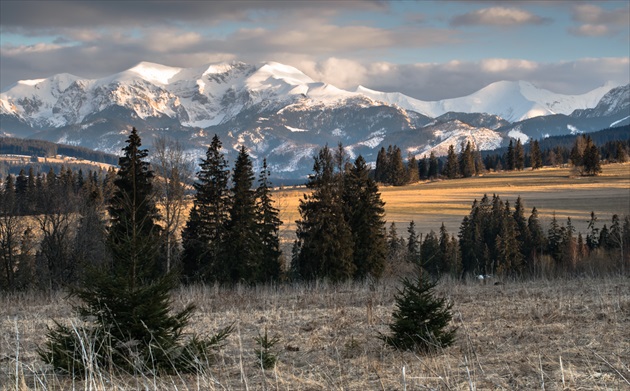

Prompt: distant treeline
xmin=0 ymin=137 xmax=118 ymax=164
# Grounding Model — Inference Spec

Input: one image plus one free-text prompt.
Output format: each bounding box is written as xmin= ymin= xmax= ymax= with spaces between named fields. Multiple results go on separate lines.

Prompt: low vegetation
xmin=2 ymin=276 xmax=628 ymax=389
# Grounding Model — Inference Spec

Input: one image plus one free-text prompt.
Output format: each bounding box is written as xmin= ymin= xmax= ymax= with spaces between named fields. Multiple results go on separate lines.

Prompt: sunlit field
xmin=276 ymin=163 xmax=630 ymax=240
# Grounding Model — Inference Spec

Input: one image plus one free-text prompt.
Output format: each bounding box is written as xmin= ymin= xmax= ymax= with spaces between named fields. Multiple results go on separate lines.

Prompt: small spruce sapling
xmin=380 ymin=270 xmax=456 ymax=353
xmin=254 ymin=328 xmax=280 ymax=370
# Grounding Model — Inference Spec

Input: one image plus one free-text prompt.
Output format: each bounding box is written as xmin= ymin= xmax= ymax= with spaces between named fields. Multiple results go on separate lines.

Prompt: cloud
xmin=569 ymin=4 xmax=630 ymax=37
xmin=451 ymin=7 xmax=550 ymax=27
xmin=0 ymin=1 xmax=386 ymax=30
xmin=294 ymin=57 xmax=629 ymax=101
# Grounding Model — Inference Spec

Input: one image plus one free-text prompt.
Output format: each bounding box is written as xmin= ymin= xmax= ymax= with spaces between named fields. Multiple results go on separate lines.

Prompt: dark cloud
xmin=0 ymin=1 xmax=386 ymax=30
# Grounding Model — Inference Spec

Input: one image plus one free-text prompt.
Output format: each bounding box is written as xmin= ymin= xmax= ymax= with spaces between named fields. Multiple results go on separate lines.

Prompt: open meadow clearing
xmin=1 ymin=163 xmax=629 ymax=390
xmin=275 ymin=163 xmax=630 ymax=242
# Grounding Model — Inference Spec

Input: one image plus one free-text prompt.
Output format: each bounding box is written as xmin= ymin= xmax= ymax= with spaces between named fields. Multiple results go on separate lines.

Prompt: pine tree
xmin=421 ymin=230 xmax=441 ymax=275
xmin=530 ymin=139 xmax=543 ymax=170
xmin=293 ymin=145 xmax=355 ymax=281
xmin=181 ymin=135 xmax=231 ymax=282
xmin=375 ymin=147 xmax=388 ymax=183
xmin=586 ymin=211 xmax=599 ymax=251
xmin=381 ymin=271 xmax=456 ymax=353
xmin=221 ymin=146 xmax=260 ymax=283
xmin=343 ymin=155 xmax=387 ymax=279
xmin=40 ymin=128 xmax=231 ymax=375
xmin=444 ymin=145 xmax=459 ymax=179
xmin=514 ymin=139 xmax=525 ymax=170
xmin=428 ymin=151 xmax=439 ymax=179
xmin=406 ymin=221 xmax=420 ymax=264
xmin=390 ymin=146 xmax=406 ymax=186
xmin=255 ymin=159 xmax=283 ymax=282
xmin=406 ymin=153 xmax=419 ymax=184
xmin=506 ymin=140 xmax=515 ymax=171
xmin=459 ymin=141 xmax=475 ymax=178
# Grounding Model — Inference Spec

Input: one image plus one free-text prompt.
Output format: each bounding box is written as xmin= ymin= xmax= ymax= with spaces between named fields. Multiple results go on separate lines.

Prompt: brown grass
xmin=1 ymin=276 xmax=629 ymax=390
xmin=276 ymin=163 xmax=630 ymax=238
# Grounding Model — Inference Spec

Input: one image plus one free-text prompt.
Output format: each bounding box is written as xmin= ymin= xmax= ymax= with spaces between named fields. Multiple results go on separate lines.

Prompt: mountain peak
xmin=126 ymin=61 xmax=182 ymax=84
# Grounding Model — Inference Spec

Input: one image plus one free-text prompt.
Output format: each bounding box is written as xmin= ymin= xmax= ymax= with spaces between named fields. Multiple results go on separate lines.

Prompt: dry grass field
xmin=1 ymin=164 xmax=629 ymax=390
xmin=276 ymin=163 xmax=630 ymax=240
xmin=1 ymin=277 xmax=629 ymax=390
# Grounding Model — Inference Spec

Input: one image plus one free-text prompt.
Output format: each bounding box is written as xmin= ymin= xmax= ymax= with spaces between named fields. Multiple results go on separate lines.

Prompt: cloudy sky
xmin=1 ymin=0 xmax=628 ymax=100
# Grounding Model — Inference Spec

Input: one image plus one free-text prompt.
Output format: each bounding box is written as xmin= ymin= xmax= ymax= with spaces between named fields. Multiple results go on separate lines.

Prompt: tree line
xmin=374 ymin=129 xmax=628 ymax=187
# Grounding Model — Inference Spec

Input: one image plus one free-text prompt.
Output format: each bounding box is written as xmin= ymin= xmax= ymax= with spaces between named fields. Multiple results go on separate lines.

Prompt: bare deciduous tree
xmin=152 ymin=136 xmax=193 ymax=273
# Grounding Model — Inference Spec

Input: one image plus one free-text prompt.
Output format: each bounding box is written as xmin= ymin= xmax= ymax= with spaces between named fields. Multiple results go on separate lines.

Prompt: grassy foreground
xmin=1 ymin=276 xmax=629 ymax=390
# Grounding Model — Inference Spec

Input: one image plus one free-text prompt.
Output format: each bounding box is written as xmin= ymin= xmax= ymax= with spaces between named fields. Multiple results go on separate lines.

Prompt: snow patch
xmin=286 ymin=125 xmax=309 ymax=132
xmin=358 ymin=136 xmax=385 ymax=149
xmin=332 ymin=128 xmax=346 ymax=137
xmin=507 ymin=128 xmax=529 ymax=143
xmin=567 ymin=124 xmax=583 ymax=135
xmin=611 ymin=115 xmax=630 ymax=127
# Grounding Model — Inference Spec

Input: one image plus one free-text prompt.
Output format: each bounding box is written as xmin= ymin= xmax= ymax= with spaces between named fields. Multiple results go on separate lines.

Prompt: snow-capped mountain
xmin=1 ymin=61 xmax=628 ymax=180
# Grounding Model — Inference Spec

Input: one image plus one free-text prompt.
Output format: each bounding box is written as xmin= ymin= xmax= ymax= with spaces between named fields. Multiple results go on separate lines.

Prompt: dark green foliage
xmin=256 ymin=159 xmax=283 ymax=282
xmin=459 ymin=141 xmax=476 ymax=178
xmin=181 ymin=135 xmax=230 ymax=283
xmin=254 ymin=328 xmax=280 ymax=370
xmin=343 ymin=156 xmax=388 ymax=279
xmin=530 ymin=140 xmax=543 ymax=169
xmin=406 ymin=221 xmax=420 ymax=264
xmin=428 ymin=151 xmax=439 ymax=179
xmin=39 ymin=128 xmax=231 ymax=375
xmin=381 ymin=272 xmax=456 ymax=353
xmin=514 ymin=139 xmax=525 ymax=170
xmin=222 ymin=146 xmax=260 ymax=283
xmin=293 ymin=145 xmax=355 ymax=281
xmin=443 ymin=145 xmax=459 ymax=179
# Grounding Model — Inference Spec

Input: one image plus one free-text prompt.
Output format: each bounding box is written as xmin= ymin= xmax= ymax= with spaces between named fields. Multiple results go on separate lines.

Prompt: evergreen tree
xmin=421 ymin=230 xmax=442 ymax=275
xmin=527 ymin=207 xmax=546 ymax=264
xmin=530 ymin=139 xmax=543 ymax=170
xmin=343 ymin=156 xmax=387 ymax=279
xmin=390 ymin=146 xmax=406 ymax=186
xmin=506 ymin=140 xmax=515 ymax=170
xmin=293 ymin=145 xmax=355 ymax=281
xmin=181 ymin=135 xmax=230 ymax=282
xmin=374 ymin=147 xmax=388 ymax=183
xmin=514 ymin=139 xmax=525 ymax=170
xmin=428 ymin=151 xmax=439 ymax=179
xmin=547 ymin=213 xmax=564 ymax=263
xmin=459 ymin=141 xmax=475 ymax=178
xmin=40 ymin=128 xmax=231 ymax=375
xmin=406 ymin=221 xmax=420 ymax=264
xmin=380 ymin=272 xmax=456 ymax=353
xmin=586 ymin=211 xmax=599 ymax=251
xmin=406 ymin=153 xmax=419 ymax=184
xmin=444 ymin=145 xmax=459 ymax=179
xmin=255 ymin=158 xmax=283 ymax=282
xmin=418 ymin=155 xmax=428 ymax=180
xmin=222 ymin=146 xmax=260 ymax=283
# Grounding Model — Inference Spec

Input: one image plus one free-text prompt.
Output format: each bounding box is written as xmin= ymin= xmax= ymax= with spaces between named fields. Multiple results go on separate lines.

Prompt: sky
xmin=1 ymin=0 xmax=628 ymax=101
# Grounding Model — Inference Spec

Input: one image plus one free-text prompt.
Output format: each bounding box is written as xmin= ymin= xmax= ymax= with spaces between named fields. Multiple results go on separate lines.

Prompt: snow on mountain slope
xmin=411 ymin=120 xmax=503 ymax=157
xmin=357 ymin=80 xmax=616 ymax=122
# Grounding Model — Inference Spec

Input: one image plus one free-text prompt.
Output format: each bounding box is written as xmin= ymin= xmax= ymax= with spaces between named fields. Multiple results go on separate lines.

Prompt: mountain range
xmin=1 ymin=61 xmax=628 ymax=180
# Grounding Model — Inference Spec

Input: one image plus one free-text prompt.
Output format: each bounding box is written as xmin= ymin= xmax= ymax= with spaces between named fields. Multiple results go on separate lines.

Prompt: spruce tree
xmin=459 ymin=141 xmax=475 ymax=178
xmin=530 ymin=139 xmax=543 ymax=170
xmin=506 ymin=140 xmax=515 ymax=170
xmin=343 ymin=155 xmax=387 ymax=279
xmin=181 ymin=135 xmax=230 ymax=282
xmin=222 ymin=146 xmax=260 ymax=283
xmin=514 ymin=139 xmax=525 ymax=170
xmin=255 ymin=159 xmax=283 ymax=282
xmin=293 ymin=145 xmax=355 ymax=281
xmin=39 ymin=128 xmax=230 ymax=375
xmin=406 ymin=221 xmax=420 ymax=264
xmin=444 ymin=145 xmax=459 ymax=179
xmin=381 ymin=271 xmax=456 ymax=353
xmin=428 ymin=151 xmax=439 ymax=179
